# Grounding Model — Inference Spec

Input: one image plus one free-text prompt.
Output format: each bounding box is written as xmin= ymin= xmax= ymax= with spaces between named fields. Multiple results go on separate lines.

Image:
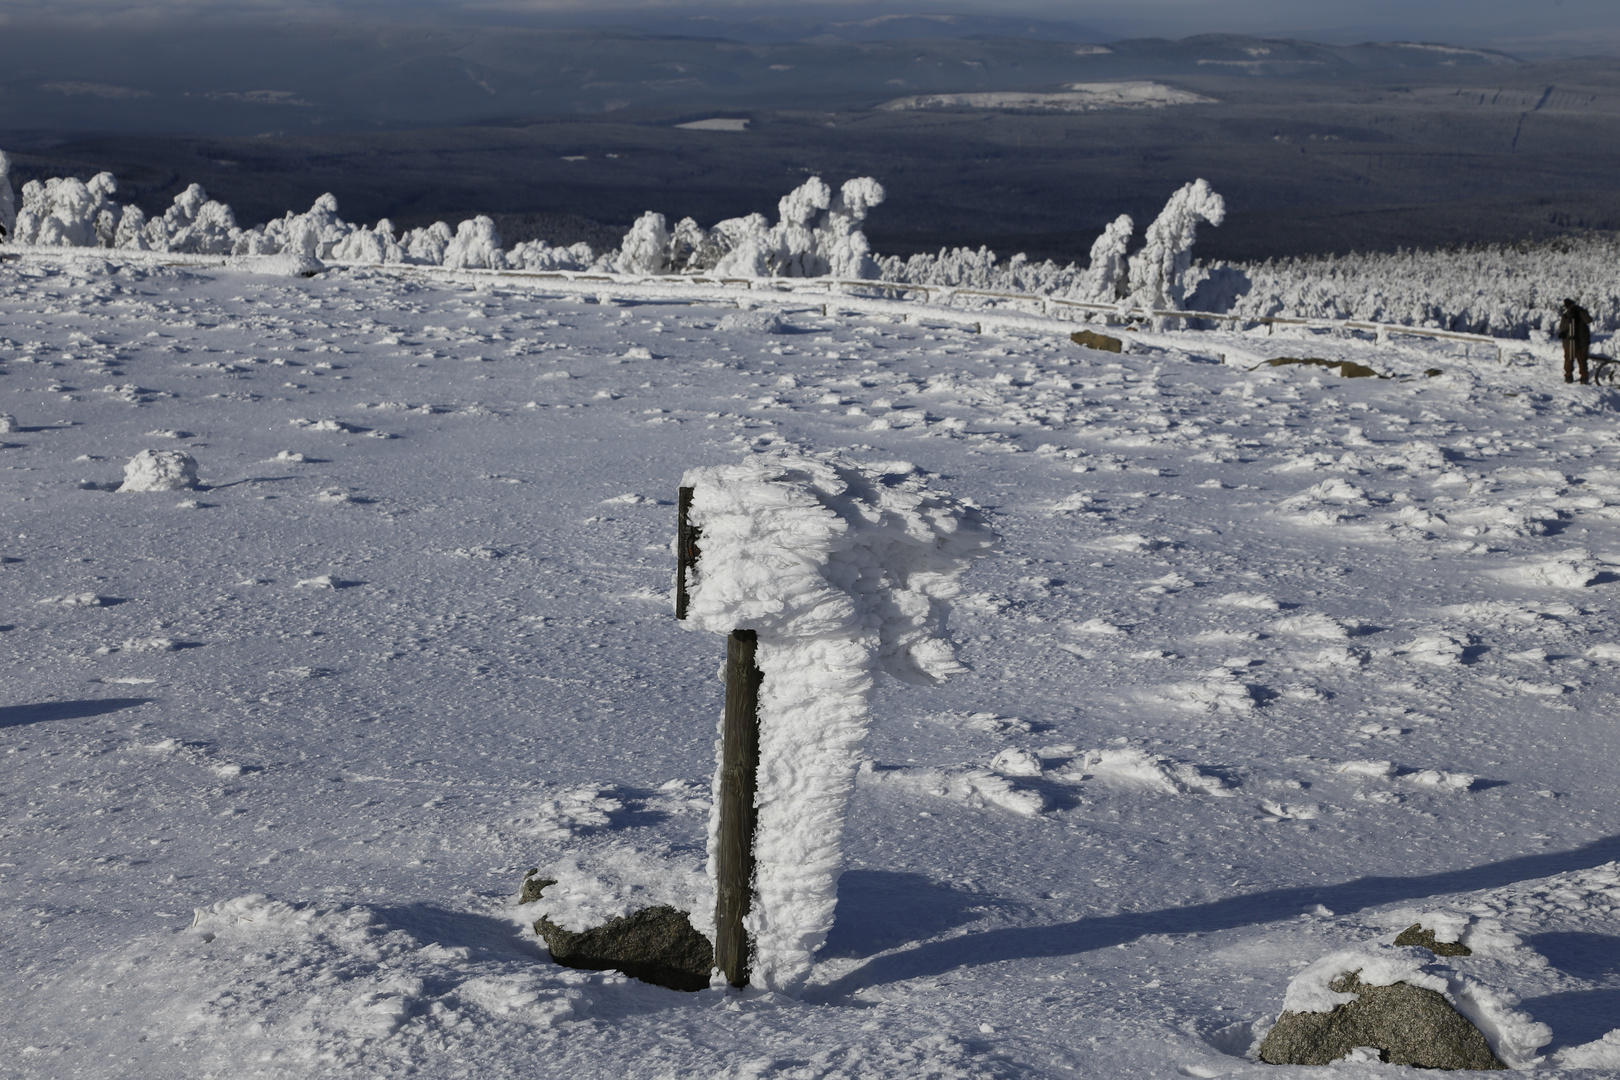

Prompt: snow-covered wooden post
xmin=676 ymin=453 xmax=995 ymax=994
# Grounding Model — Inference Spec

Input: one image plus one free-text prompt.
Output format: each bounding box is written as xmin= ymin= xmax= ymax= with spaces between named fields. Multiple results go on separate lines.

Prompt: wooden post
xmin=676 ymin=486 xmax=762 ymax=987
xmin=714 ymin=628 xmax=762 ymax=987
xmin=676 ymin=487 xmax=699 ymax=621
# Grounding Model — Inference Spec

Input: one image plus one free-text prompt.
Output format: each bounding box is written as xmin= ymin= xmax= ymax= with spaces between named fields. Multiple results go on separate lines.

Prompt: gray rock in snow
xmin=1394 ymin=922 xmax=1473 ymax=957
xmin=1258 ymin=971 xmax=1505 ymax=1070
xmin=1070 ymin=329 xmax=1123 ymax=353
xmin=518 ymin=869 xmax=556 ymax=905
xmin=535 ymin=906 xmax=714 ymax=993
xmin=521 ymin=871 xmax=713 ymax=993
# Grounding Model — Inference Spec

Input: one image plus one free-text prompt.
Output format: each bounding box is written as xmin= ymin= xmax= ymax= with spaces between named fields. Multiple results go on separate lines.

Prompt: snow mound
xmin=1491 ymin=550 xmax=1609 ymax=589
xmin=524 ymin=846 xmax=710 ymax=934
xmin=1214 ymin=592 xmax=1280 ymax=610
xmin=37 ymin=592 xmax=108 ymax=607
xmin=512 ymin=784 xmax=623 ymax=841
xmin=0 ymin=413 xmax=16 ymax=433
xmin=117 ymin=449 xmax=198 ymax=492
xmin=1271 ymin=612 xmax=1352 ymax=639
xmin=716 ymin=310 xmax=787 ymax=334
xmin=1154 ymin=670 xmax=1258 ymax=712
xmin=868 ymin=763 xmax=1046 ymax=817
xmin=989 ymin=747 xmax=1043 ymax=776
xmin=231 ymin=251 xmax=324 ymax=277
xmin=101 ymin=894 xmax=593 ymax=1071
xmin=1054 ymin=747 xmax=1234 ymax=796
xmin=1558 ymin=1029 xmax=1620 ymax=1069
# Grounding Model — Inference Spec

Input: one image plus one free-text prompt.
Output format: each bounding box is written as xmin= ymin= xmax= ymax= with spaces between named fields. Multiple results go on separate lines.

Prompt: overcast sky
xmin=6 ymin=0 xmax=1618 ymax=53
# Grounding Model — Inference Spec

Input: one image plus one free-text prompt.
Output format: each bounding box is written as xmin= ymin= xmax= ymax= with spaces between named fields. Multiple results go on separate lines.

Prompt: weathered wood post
xmin=677 ymin=486 xmax=762 ymax=988
xmin=676 ymin=457 xmax=994 ymax=996
xmin=675 ymin=487 xmax=699 ymax=621
xmin=713 ymin=629 xmax=761 ymax=986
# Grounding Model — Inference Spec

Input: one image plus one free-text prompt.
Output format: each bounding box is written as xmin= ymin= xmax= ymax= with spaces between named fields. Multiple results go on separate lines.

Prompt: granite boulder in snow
xmin=521 ymin=870 xmax=713 ymax=992
xmin=1070 ymin=329 xmax=1123 ymax=353
xmin=1394 ymin=922 xmax=1474 ymax=957
xmin=1259 ymin=970 xmax=1504 ymax=1069
xmin=533 ymin=907 xmax=713 ymax=993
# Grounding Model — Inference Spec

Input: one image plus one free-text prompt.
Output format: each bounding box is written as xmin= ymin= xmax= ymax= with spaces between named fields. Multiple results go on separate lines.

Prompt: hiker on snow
xmin=1559 ymin=298 xmax=1592 ymax=384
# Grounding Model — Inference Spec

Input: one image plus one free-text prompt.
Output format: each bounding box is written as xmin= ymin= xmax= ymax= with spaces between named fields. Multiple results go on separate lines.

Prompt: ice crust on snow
xmin=680 ymin=452 xmax=994 ymax=993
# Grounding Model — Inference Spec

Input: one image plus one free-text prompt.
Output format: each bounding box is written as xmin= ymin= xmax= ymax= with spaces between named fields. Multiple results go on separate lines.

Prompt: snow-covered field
xmin=4 ymin=252 xmax=1620 ymax=1078
xmin=877 ymin=83 xmax=1216 ymax=112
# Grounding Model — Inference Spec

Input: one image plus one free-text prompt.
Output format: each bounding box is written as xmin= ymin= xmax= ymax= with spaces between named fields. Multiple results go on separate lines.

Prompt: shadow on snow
xmin=0 ymin=697 xmax=154 ymax=729
xmin=807 ymin=832 xmax=1620 ymax=1002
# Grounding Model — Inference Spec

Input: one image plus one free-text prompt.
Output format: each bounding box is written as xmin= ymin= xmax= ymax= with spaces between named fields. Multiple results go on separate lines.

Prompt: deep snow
xmin=3 ymin=253 xmax=1620 ymax=1077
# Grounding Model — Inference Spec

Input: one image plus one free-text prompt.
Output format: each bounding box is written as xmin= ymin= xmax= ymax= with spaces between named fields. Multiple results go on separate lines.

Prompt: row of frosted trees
xmin=1196 ymin=243 xmax=1620 ymax=338
xmin=878 ymin=178 xmax=1227 ymax=313
xmin=0 ymin=151 xmax=890 ymax=281
xmin=8 ymin=146 xmax=1612 ymax=336
xmin=0 ymin=149 xmax=1225 ymax=309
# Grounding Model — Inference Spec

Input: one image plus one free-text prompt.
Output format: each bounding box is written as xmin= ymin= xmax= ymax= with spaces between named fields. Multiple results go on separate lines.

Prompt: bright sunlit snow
xmin=4 ymin=251 xmax=1620 ymax=1077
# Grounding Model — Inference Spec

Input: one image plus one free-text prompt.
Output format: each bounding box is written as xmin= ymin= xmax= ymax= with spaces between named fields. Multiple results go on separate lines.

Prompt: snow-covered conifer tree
xmin=506 ymin=239 xmax=595 ymax=272
xmin=442 ymin=216 xmax=506 ymax=270
xmin=113 ymin=205 xmax=148 ymax=250
xmin=400 ymin=221 xmax=454 ymax=265
xmin=1126 ymin=179 xmax=1225 ymax=314
xmin=666 ymin=217 xmax=709 ymax=273
xmin=614 ymin=211 xmax=670 ymax=275
xmin=0 ymin=150 xmax=14 ymax=240
xmin=13 ymin=173 xmax=120 ymax=247
xmin=144 ymin=184 xmax=238 ymax=255
xmin=1078 ymin=214 xmax=1134 ymax=302
xmin=710 ymin=213 xmax=773 ymax=277
xmin=815 ymin=177 xmax=886 ymax=279
xmin=769 ymin=177 xmax=832 ymax=277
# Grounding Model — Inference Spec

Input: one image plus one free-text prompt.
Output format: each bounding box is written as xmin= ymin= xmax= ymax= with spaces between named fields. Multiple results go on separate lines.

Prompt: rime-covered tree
xmin=0 ymin=150 xmax=14 ymax=240
xmin=1126 ymin=179 xmax=1225 ymax=315
xmin=1078 ymin=214 xmax=1134 ymax=302
xmin=615 ymin=211 xmax=671 ymax=275
xmin=815 ymin=177 xmax=886 ymax=279
xmin=442 ymin=215 xmax=506 ymax=270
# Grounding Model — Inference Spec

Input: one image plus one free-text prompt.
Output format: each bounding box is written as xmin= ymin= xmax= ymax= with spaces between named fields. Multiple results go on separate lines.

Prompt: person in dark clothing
xmin=1559 ymin=298 xmax=1592 ymax=384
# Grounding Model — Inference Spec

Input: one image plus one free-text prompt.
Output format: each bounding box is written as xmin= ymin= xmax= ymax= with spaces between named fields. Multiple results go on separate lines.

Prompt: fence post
xmin=677 ymin=487 xmax=761 ymax=988
xmin=676 ymin=487 xmax=699 ymax=621
xmin=713 ymin=628 xmax=762 ymax=987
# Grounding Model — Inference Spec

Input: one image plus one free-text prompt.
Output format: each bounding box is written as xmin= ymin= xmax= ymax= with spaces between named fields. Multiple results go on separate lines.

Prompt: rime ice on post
xmin=677 ymin=453 xmax=995 ymax=995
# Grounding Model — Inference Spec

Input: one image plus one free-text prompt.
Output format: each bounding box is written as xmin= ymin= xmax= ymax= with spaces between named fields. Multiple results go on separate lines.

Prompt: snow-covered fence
xmin=675 ymin=453 xmax=994 ymax=995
